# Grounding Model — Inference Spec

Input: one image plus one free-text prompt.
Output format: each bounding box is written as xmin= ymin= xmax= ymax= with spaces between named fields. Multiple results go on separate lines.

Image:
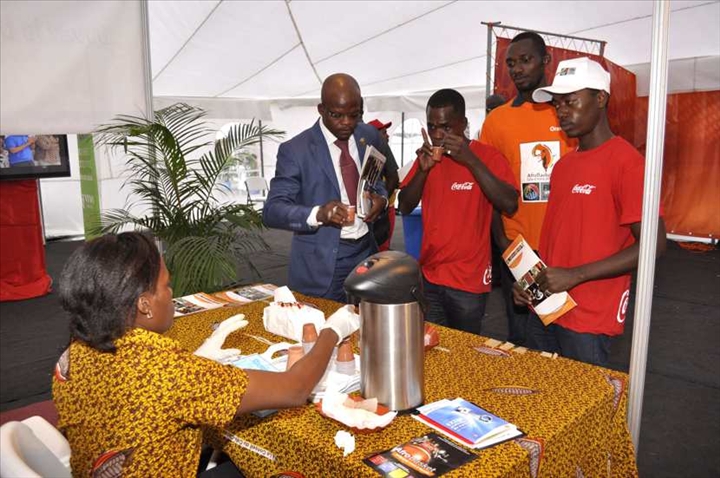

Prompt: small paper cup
xmin=285 ymin=345 xmax=304 ymax=370
xmin=345 ymin=205 xmax=356 ymax=224
xmin=431 ymin=146 xmax=443 ymax=162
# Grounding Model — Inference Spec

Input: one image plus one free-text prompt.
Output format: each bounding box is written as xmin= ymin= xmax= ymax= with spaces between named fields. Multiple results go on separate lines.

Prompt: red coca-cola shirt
xmin=401 ymin=141 xmax=516 ymax=293
xmin=540 ymin=136 xmax=659 ymax=336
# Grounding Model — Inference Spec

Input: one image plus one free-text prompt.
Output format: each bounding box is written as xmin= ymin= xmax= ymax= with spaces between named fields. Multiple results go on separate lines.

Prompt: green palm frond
xmin=95 ymin=103 xmax=285 ymax=295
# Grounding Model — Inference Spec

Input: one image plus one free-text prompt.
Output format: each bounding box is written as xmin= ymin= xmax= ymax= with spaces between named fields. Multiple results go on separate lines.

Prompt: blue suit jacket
xmin=263 ymin=120 xmax=386 ymax=297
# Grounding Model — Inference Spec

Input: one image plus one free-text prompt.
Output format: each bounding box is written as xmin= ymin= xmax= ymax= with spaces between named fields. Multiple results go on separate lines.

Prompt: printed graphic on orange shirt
xmin=523 ymin=183 xmax=540 ymax=201
xmin=533 ymin=144 xmax=554 ymax=171
xmin=519 ymin=141 xmax=561 ymax=203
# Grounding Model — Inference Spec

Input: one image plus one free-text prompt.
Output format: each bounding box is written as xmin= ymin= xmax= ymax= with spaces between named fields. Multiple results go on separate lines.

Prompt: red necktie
xmin=334 ymin=139 xmax=359 ymax=206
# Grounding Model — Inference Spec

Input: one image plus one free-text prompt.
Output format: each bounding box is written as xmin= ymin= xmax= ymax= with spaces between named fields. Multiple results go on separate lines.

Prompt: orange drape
xmin=635 ymin=91 xmax=720 ymax=238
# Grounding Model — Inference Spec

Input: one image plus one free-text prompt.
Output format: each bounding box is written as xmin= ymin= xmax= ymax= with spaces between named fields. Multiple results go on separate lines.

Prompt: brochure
xmin=357 ymin=145 xmax=387 ymax=218
xmin=364 ymin=433 xmax=476 ymax=477
xmin=215 ymin=283 xmax=277 ymax=304
xmin=501 ymin=235 xmax=576 ymax=325
xmin=413 ymin=398 xmax=523 ymax=450
xmin=172 ymin=293 xmax=226 ymax=317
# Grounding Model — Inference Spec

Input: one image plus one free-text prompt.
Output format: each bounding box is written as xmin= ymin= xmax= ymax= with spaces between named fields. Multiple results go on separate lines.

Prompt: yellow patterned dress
xmin=52 ymin=328 xmax=249 ymax=477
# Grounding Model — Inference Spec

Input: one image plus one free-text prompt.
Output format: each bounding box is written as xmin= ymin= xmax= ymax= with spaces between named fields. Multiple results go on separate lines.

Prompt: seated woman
xmin=53 ymin=232 xmax=357 ymax=477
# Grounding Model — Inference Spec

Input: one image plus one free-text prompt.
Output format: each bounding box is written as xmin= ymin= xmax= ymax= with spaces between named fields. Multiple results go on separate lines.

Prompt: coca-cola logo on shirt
xmin=616 ymin=289 xmax=630 ymax=323
xmin=571 ymin=184 xmax=596 ymax=195
xmin=451 ymin=182 xmax=474 ymax=191
xmin=482 ymin=265 xmax=493 ymax=285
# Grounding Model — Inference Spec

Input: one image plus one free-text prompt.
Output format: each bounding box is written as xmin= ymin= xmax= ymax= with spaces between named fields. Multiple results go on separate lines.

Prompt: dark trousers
xmin=526 ymin=312 xmax=612 ymax=367
xmin=325 ymin=233 xmax=375 ymax=303
xmin=422 ymin=276 xmax=487 ymax=336
xmin=500 ymin=261 xmax=530 ymax=346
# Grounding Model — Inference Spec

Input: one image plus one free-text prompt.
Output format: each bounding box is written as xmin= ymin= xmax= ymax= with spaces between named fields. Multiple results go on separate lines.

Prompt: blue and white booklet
xmin=229 ymin=354 xmax=281 ymax=418
xmin=413 ymin=398 xmax=524 ymax=449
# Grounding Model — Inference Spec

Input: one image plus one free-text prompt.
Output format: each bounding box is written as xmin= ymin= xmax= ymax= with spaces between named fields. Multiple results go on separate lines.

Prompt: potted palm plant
xmin=95 ymin=103 xmax=284 ymax=296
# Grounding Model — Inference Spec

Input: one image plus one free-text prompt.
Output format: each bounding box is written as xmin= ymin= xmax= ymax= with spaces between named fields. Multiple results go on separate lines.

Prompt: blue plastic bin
xmin=401 ymin=207 xmax=423 ymax=260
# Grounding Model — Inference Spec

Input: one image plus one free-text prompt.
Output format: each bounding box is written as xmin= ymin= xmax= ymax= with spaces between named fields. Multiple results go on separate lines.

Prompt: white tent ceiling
xmin=149 ymin=0 xmax=720 ymax=100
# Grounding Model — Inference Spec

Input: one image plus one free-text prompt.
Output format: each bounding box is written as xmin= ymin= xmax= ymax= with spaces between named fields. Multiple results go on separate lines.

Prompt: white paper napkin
xmin=321 ymin=391 xmax=397 ymax=430
xmin=262 ymin=287 xmax=326 ymax=342
xmin=273 ymin=286 xmax=296 ymax=303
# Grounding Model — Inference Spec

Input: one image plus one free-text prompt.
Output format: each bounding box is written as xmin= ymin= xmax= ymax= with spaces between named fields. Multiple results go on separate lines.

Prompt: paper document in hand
xmin=502 ymin=235 xmax=576 ymax=325
xmin=413 ymin=398 xmax=524 ymax=450
xmin=357 ymin=145 xmax=387 ymax=218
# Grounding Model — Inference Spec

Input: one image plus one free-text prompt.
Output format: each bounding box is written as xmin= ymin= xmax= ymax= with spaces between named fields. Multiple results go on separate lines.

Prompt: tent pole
xmin=139 ymin=0 xmax=160 ymax=250
xmin=140 ymin=0 xmax=154 ymax=121
xmin=485 ymin=22 xmax=495 ymax=98
xmin=627 ymin=0 xmax=670 ymax=450
xmin=400 ymin=112 xmax=405 ymax=167
xmin=259 ymin=120 xmax=265 ymax=178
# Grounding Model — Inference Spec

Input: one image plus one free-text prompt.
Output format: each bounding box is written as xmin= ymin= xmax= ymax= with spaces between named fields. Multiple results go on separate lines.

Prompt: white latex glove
xmin=194 ymin=314 xmax=248 ymax=362
xmin=320 ymin=305 xmax=360 ymax=345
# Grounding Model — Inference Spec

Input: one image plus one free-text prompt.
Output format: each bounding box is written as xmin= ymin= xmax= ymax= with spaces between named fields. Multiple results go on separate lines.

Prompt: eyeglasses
xmin=321 ymin=105 xmax=362 ymax=121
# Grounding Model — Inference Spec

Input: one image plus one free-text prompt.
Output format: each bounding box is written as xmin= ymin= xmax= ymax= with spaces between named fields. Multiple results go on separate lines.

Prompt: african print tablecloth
xmin=166 ymin=294 xmax=638 ymax=478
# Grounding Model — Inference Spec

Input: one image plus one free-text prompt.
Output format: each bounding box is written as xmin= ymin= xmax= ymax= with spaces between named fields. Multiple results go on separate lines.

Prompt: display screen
xmin=0 ymin=134 xmax=71 ymax=181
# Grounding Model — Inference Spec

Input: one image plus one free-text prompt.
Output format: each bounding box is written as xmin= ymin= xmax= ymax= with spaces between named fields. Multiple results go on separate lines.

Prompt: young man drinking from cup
xmin=399 ymin=89 xmax=518 ymax=335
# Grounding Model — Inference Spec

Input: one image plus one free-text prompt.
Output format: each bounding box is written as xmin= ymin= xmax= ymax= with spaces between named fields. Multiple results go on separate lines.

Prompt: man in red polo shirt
xmin=513 ymin=57 xmax=667 ymax=366
xmin=399 ymin=89 xmax=518 ymax=335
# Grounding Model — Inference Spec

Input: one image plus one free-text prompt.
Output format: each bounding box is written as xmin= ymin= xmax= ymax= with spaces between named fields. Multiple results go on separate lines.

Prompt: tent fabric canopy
xmin=148 ymin=0 xmax=720 ymax=100
xmin=1 ymin=0 xmax=719 ymax=239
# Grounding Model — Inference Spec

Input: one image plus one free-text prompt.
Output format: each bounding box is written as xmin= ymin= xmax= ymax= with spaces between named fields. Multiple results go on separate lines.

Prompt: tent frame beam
xmin=482 ymin=22 xmax=608 ymax=46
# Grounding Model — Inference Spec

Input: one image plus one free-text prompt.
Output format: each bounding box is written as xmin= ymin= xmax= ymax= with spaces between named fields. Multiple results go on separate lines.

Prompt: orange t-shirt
xmin=480 ymin=100 xmax=577 ymax=250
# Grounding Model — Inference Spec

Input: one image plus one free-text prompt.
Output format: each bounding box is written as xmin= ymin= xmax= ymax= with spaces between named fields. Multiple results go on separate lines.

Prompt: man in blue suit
xmin=263 ymin=73 xmax=388 ymax=302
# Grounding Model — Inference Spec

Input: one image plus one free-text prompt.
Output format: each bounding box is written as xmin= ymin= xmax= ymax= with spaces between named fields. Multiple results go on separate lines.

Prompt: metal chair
xmin=244 ymin=176 xmax=269 ymax=208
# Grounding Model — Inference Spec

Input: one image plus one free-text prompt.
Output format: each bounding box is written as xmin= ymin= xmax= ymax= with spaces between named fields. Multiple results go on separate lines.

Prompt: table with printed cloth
xmin=166 ymin=294 xmax=638 ymax=478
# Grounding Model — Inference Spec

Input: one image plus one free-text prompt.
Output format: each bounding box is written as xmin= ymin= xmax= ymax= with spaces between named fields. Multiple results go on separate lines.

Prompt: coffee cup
xmin=345 ymin=205 xmax=356 ymax=225
xmin=431 ymin=146 xmax=443 ymax=162
xmin=285 ymin=345 xmax=304 ymax=370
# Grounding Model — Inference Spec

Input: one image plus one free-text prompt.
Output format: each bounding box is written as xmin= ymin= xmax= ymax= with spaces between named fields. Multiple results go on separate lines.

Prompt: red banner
xmin=0 ymin=180 xmax=52 ymax=301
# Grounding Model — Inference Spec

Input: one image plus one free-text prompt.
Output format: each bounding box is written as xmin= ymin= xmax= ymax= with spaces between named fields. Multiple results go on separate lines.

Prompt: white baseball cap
xmin=532 ymin=57 xmax=611 ymax=103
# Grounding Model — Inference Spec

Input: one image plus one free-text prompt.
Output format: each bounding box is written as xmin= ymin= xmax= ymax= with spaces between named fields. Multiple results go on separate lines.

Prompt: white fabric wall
xmin=38 ymin=135 xmax=83 ymax=237
xmin=627 ymin=56 xmax=720 ymax=96
xmin=0 ymin=0 xmax=148 ymax=134
xmin=0 ymin=0 xmax=149 ymax=238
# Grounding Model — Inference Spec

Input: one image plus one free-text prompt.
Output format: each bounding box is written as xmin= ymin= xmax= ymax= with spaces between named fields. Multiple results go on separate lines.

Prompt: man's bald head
xmin=318 ymin=73 xmax=363 ymax=140
xmin=321 ymin=73 xmax=361 ymax=104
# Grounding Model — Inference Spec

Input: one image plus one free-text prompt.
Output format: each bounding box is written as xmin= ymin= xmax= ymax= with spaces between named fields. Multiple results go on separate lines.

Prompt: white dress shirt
xmin=306 ymin=120 xmax=369 ymax=240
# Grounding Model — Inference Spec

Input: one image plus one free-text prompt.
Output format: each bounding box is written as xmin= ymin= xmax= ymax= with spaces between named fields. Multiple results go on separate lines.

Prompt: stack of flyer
xmin=213 ymin=283 xmax=277 ymax=305
xmin=502 ymin=235 xmax=576 ymax=325
xmin=173 ymin=284 xmax=278 ymax=317
xmin=172 ymin=293 xmax=227 ymax=317
xmin=413 ymin=398 xmax=524 ymax=450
